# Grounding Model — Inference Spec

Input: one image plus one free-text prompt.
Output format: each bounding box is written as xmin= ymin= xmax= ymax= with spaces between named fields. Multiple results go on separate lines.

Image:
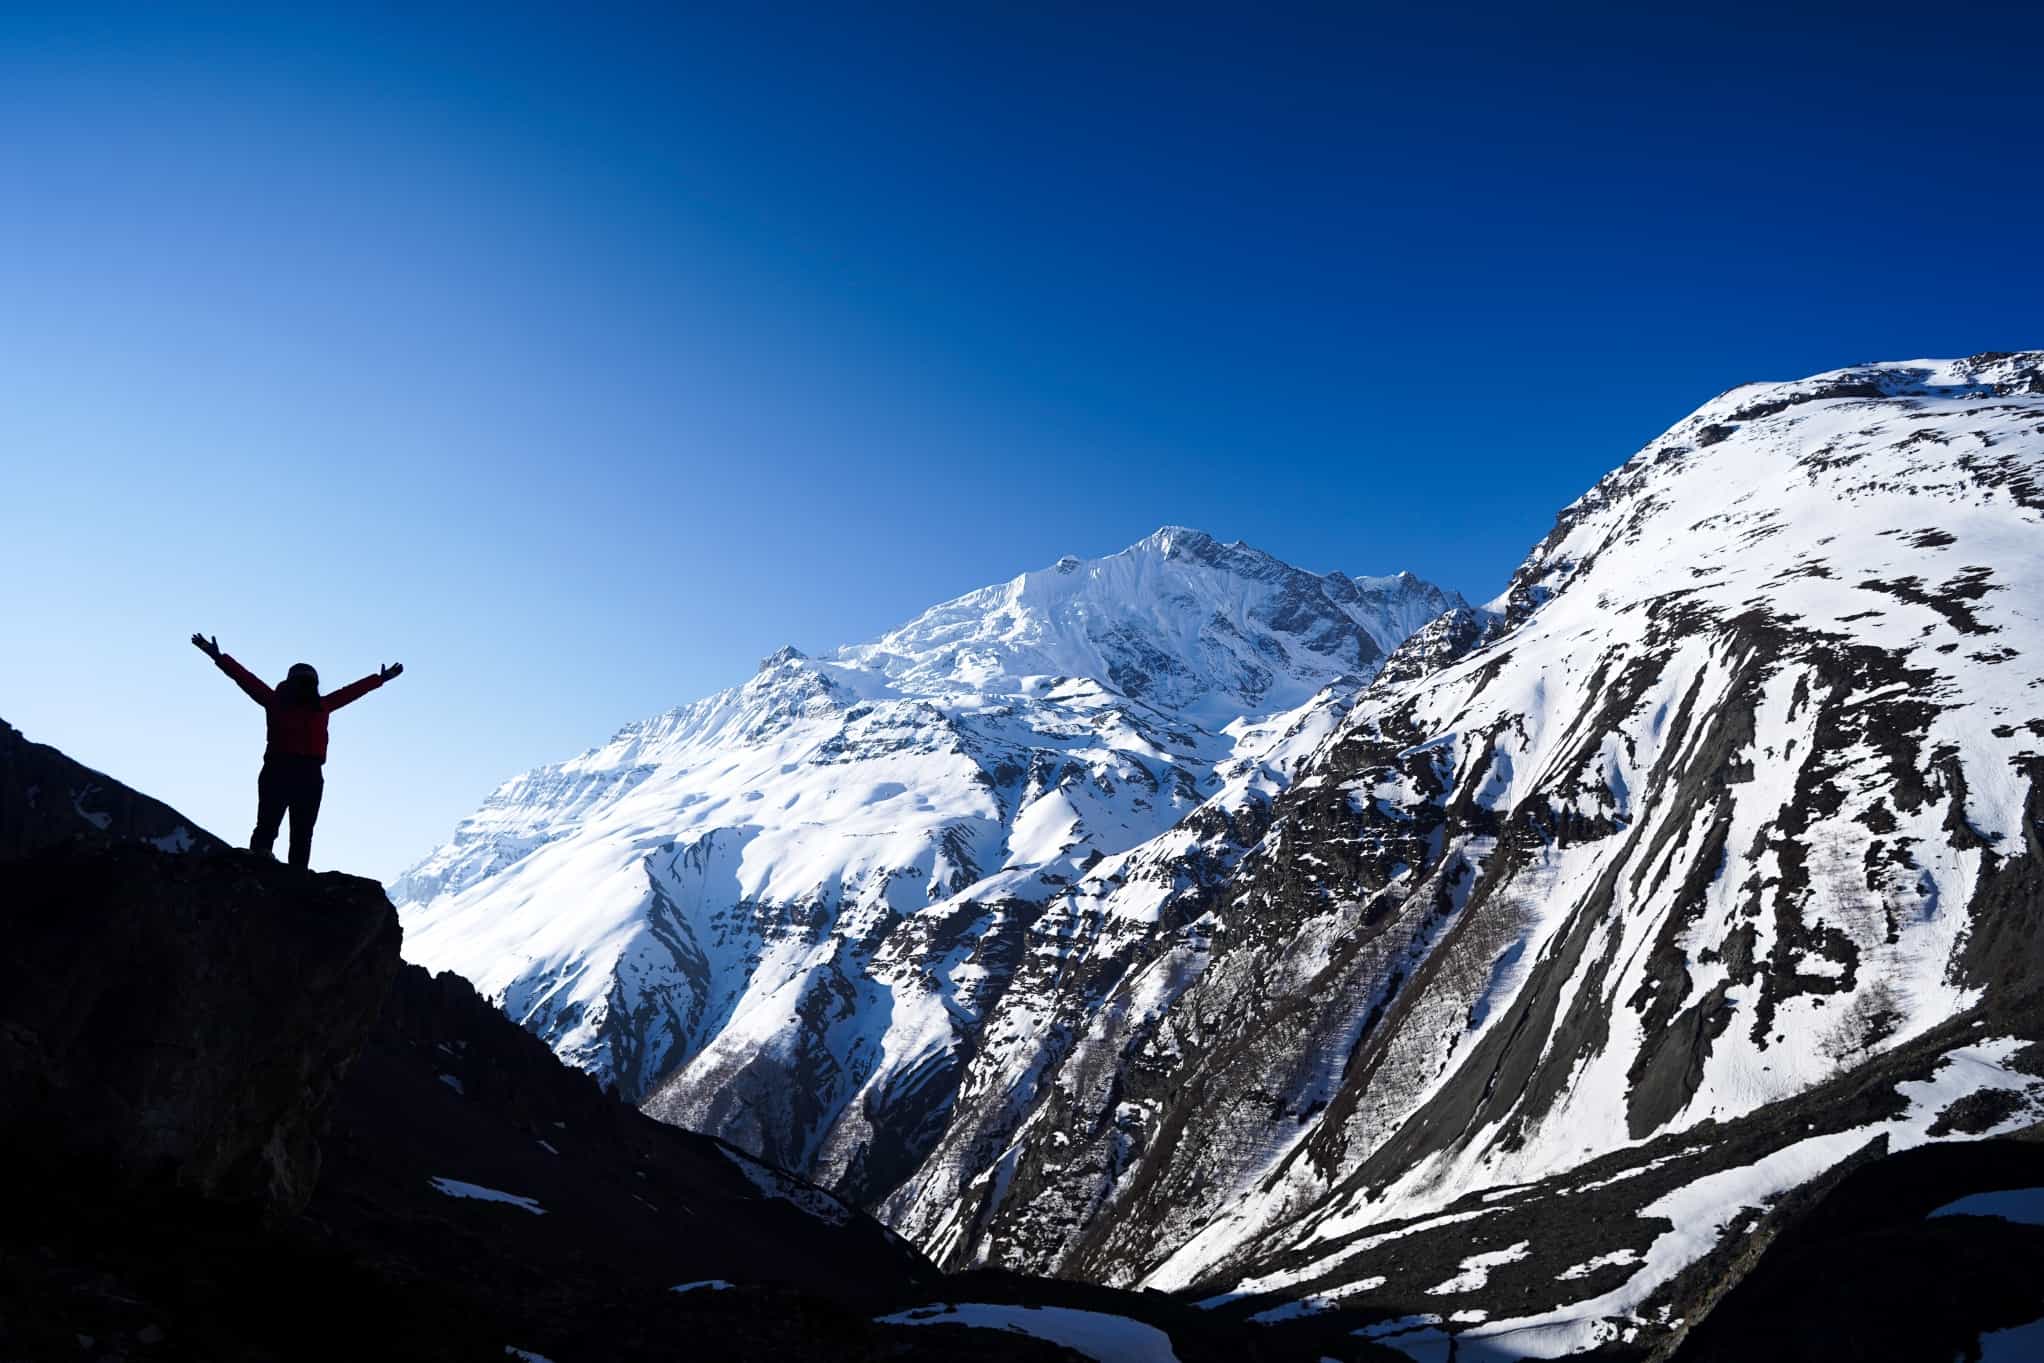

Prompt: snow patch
xmin=876 ymin=1304 xmax=1181 ymax=1363
xmin=1426 ymin=1242 xmax=1530 ymax=1296
xmin=429 ymin=1177 xmax=546 ymax=1216
xmin=1557 ymin=1248 xmax=1641 ymax=1280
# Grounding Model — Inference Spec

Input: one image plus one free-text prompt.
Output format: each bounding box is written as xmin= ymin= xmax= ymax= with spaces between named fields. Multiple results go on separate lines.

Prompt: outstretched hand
xmin=380 ymin=662 xmax=405 ymax=682
xmin=191 ymin=632 xmax=221 ymax=660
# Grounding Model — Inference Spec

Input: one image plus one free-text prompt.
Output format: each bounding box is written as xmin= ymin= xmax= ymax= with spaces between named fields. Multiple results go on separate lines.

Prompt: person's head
xmin=278 ymin=662 xmax=321 ymax=707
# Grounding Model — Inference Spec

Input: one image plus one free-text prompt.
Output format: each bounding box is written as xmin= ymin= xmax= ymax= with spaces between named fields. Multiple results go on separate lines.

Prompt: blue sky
xmin=4 ymin=1 xmax=2039 ymax=878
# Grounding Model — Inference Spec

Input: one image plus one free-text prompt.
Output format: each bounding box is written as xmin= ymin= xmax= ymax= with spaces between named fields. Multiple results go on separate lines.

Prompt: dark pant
xmin=252 ymin=756 xmax=325 ymax=870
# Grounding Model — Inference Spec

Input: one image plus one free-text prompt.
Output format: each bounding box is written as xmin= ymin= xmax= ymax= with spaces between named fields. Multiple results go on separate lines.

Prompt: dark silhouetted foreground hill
xmin=0 ymin=719 xmax=1312 ymax=1362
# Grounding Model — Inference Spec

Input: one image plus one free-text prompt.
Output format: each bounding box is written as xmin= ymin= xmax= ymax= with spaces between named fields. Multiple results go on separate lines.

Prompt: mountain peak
xmin=1134 ymin=525 xmax=1224 ymax=561
xmin=832 ymin=530 xmax=1460 ymax=723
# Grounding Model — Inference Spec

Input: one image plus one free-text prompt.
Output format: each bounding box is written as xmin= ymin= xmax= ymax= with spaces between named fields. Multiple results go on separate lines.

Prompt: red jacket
xmin=216 ymin=653 xmax=384 ymax=763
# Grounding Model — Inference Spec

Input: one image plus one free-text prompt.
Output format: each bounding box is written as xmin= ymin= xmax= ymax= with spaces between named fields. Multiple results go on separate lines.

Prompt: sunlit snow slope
xmin=881 ymin=354 xmax=2044 ymax=1360
xmin=392 ymin=530 xmax=1461 ymax=1201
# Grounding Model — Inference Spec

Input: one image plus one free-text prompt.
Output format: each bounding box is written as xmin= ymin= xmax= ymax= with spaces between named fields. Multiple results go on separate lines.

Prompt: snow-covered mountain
xmin=398 ymin=353 xmax=2044 ymax=1358
xmin=878 ymin=353 xmax=2044 ymax=1358
xmin=392 ymin=530 xmax=1464 ymax=1201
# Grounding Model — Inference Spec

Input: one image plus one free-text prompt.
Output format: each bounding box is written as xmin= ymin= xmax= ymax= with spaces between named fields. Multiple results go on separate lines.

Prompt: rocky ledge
xmin=0 ymin=842 xmax=399 ymax=1217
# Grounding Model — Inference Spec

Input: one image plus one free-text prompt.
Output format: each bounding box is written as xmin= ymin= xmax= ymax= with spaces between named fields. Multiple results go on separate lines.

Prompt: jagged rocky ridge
xmin=393 ymin=532 xmax=1463 ymax=1202
xmin=876 ymin=353 xmax=2044 ymax=1358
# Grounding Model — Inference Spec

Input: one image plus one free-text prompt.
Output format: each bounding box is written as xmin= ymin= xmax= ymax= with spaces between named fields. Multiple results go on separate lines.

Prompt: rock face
xmin=0 ymin=843 xmax=399 ymax=1217
xmin=391 ymin=529 xmax=1462 ymax=1203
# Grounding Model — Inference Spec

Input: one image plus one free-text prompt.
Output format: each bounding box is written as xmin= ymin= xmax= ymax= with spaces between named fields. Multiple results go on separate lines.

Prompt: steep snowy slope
xmin=393 ymin=530 xmax=1462 ymax=1201
xmin=879 ymin=354 xmax=2044 ymax=1357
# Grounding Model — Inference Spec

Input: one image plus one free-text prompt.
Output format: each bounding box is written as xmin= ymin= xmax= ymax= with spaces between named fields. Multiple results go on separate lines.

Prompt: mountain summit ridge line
xmin=392 ymin=527 xmax=1463 ymax=1197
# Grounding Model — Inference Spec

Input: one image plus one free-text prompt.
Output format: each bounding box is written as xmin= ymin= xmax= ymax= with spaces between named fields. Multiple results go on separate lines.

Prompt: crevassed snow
xmin=875 ymin=1303 xmax=1181 ymax=1363
xmin=1381 ymin=1321 xmax=1602 ymax=1363
xmin=429 ymin=1177 xmax=546 ymax=1215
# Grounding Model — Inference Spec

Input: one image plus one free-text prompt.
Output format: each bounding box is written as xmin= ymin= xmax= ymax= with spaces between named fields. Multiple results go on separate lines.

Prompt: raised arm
xmin=193 ymin=633 xmax=273 ymax=706
xmin=324 ymin=661 xmax=403 ymax=712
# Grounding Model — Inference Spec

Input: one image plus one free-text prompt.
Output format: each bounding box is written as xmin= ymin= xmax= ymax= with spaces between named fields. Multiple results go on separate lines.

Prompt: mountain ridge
xmin=393 ymin=530 xmax=1463 ymax=1204
xmin=873 ymin=351 xmax=2044 ymax=1359
xmin=393 ymin=353 xmax=2044 ymax=1358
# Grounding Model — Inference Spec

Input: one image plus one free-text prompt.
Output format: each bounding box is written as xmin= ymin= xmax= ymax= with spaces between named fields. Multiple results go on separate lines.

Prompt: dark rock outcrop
xmin=0 ymin=842 xmax=399 ymax=1217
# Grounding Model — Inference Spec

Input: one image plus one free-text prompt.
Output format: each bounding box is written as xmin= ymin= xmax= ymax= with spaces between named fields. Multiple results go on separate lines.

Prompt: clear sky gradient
xmin=4 ymin=1 xmax=2040 ymax=878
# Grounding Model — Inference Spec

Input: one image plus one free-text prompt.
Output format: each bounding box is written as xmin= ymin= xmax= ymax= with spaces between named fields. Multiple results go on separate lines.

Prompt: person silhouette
xmin=191 ymin=633 xmax=403 ymax=870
